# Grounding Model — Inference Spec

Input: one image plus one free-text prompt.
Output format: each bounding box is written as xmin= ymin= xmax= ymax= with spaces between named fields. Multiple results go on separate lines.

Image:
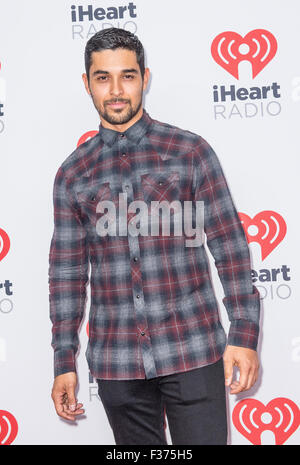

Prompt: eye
xmin=124 ymin=74 xmax=135 ymax=80
xmin=96 ymin=75 xmax=108 ymax=81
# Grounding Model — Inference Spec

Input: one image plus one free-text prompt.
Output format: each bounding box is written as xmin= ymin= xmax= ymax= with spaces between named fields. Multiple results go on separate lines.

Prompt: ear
xmin=142 ymin=67 xmax=150 ymax=91
xmin=82 ymin=73 xmax=91 ymax=96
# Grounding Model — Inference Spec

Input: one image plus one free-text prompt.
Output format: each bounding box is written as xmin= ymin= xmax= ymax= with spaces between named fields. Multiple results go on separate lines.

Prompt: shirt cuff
xmin=227 ymin=319 xmax=260 ymax=351
xmin=54 ymin=349 xmax=77 ymax=378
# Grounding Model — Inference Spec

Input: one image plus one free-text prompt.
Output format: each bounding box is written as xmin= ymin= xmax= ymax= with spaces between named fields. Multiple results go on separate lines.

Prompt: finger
xmin=231 ymin=365 xmax=250 ymax=394
xmin=62 ymin=396 xmax=77 ymax=410
xmin=70 ymin=407 xmax=85 ymax=415
xmin=244 ymin=358 xmax=259 ymax=391
xmin=245 ymin=368 xmax=257 ymax=391
xmin=64 ymin=403 xmax=85 ymax=415
xmin=52 ymin=393 xmax=77 ymax=421
xmin=66 ymin=386 xmax=77 ymax=412
xmin=229 ymin=380 xmax=240 ymax=394
xmin=74 ymin=403 xmax=84 ymax=412
xmin=63 ymin=405 xmax=85 ymax=417
xmin=62 ymin=395 xmax=84 ymax=412
xmin=59 ymin=410 xmax=77 ymax=421
xmin=223 ymin=358 xmax=234 ymax=387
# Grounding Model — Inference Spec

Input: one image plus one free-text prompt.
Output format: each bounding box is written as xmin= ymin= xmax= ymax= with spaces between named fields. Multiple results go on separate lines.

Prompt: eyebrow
xmin=92 ymin=68 xmax=139 ymax=77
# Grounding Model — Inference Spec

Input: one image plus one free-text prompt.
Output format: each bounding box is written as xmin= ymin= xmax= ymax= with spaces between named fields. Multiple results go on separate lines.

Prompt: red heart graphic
xmin=0 ymin=410 xmax=18 ymax=445
xmin=232 ymin=398 xmax=300 ymax=445
xmin=238 ymin=211 xmax=286 ymax=261
xmin=211 ymin=29 xmax=278 ymax=79
xmin=0 ymin=228 xmax=10 ymax=262
xmin=77 ymin=130 xmax=98 ymax=148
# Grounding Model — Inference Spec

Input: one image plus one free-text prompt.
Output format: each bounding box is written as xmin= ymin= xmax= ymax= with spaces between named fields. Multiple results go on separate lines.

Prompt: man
xmin=49 ymin=27 xmax=260 ymax=445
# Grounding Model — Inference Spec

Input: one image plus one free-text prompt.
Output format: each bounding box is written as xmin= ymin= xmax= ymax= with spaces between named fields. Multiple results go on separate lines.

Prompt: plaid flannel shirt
xmin=48 ymin=109 xmax=261 ymax=380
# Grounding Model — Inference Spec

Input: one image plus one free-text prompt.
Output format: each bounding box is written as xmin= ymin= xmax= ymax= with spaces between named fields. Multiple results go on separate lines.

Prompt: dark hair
xmin=84 ymin=27 xmax=145 ymax=83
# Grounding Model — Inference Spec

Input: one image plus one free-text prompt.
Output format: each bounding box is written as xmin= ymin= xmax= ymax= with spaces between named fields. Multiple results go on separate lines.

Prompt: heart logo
xmin=0 ymin=410 xmax=18 ymax=445
xmin=232 ymin=398 xmax=300 ymax=445
xmin=211 ymin=29 xmax=278 ymax=79
xmin=238 ymin=211 xmax=286 ymax=261
xmin=0 ymin=228 xmax=10 ymax=262
xmin=77 ymin=130 xmax=98 ymax=148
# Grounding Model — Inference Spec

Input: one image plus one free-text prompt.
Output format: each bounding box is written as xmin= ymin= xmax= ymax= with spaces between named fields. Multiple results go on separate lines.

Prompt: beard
xmin=90 ymin=89 xmax=143 ymax=126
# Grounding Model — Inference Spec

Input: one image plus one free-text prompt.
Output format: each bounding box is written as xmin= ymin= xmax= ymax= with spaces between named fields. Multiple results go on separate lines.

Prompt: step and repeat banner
xmin=0 ymin=0 xmax=299 ymax=445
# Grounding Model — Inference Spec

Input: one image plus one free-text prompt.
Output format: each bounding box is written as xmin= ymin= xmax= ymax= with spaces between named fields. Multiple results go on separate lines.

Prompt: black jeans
xmin=96 ymin=357 xmax=227 ymax=445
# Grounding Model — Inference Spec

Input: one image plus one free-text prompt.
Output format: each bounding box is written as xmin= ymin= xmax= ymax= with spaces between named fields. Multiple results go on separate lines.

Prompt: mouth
xmin=106 ymin=101 xmax=128 ymax=109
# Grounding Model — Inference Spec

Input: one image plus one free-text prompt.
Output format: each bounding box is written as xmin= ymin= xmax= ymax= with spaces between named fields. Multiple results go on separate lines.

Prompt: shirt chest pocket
xmin=76 ymin=182 xmax=114 ymax=226
xmin=141 ymin=171 xmax=181 ymax=204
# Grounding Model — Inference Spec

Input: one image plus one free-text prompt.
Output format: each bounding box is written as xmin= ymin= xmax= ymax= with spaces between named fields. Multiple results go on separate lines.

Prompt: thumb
xmin=66 ymin=385 xmax=77 ymax=411
xmin=223 ymin=357 xmax=234 ymax=387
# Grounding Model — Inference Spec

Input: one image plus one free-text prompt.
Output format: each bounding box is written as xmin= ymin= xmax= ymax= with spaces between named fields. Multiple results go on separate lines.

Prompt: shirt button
xmin=136 ymin=294 xmax=140 ymax=299
xmin=125 ymin=185 xmax=130 ymax=190
xmin=141 ymin=331 xmax=145 ymax=336
xmin=120 ymin=133 xmax=125 ymax=138
xmin=133 ymin=256 xmax=138 ymax=262
xmin=122 ymin=153 xmax=126 ymax=157
xmin=159 ymin=181 xmax=163 ymax=186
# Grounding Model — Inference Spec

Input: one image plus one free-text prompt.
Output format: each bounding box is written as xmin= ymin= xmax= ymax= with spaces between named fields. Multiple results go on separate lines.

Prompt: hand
xmin=51 ymin=371 xmax=85 ymax=421
xmin=223 ymin=345 xmax=259 ymax=394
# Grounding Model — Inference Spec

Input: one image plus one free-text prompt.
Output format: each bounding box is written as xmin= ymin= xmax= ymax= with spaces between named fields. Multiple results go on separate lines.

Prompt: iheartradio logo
xmin=77 ymin=130 xmax=98 ymax=148
xmin=0 ymin=410 xmax=18 ymax=445
xmin=239 ymin=211 xmax=287 ymax=261
xmin=0 ymin=228 xmax=10 ymax=262
xmin=232 ymin=398 xmax=300 ymax=445
xmin=211 ymin=29 xmax=278 ymax=80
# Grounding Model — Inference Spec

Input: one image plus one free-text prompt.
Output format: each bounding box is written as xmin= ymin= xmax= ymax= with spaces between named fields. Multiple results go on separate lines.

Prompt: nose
xmin=110 ymin=76 xmax=123 ymax=97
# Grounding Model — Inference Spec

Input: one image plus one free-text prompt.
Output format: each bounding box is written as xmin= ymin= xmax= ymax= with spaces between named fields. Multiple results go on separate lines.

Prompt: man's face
xmin=82 ymin=48 xmax=149 ymax=130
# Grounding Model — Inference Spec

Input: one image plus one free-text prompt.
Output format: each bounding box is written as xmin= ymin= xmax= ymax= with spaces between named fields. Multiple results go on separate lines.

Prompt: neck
xmin=100 ymin=107 xmax=144 ymax=132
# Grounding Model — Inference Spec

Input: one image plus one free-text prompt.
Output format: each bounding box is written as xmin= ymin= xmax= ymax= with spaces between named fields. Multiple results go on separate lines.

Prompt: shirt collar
xmin=98 ymin=108 xmax=152 ymax=147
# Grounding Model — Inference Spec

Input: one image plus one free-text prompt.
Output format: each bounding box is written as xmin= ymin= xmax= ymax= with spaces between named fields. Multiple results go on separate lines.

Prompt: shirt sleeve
xmin=48 ymin=166 xmax=89 ymax=378
xmin=194 ymin=138 xmax=261 ymax=351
